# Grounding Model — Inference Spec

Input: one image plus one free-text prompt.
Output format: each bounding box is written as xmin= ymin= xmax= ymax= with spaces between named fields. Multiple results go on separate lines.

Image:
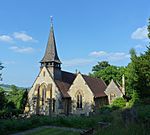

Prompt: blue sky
xmin=0 ymin=0 xmax=149 ymax=87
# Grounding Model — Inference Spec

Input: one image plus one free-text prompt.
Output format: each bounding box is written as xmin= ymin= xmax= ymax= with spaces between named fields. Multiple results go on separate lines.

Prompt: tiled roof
xmin=55 ymin=71 xmax=76 ymax=98
xmin=82 ymin=75 xmax=107 ymax=98
xmin=55 ymin=80 xmax=71 ymax=98
xmin=55 ymin=71 xmax=107 ymax=98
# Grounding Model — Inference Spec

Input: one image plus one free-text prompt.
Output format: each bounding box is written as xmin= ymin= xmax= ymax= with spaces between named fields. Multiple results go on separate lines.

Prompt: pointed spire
xmin=41 ymin=17 xmax=61 ymax=64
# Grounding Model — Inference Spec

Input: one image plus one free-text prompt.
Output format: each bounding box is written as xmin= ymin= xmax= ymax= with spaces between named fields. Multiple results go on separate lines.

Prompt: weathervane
xmin=50 ymin=16 xmax=53 ymax=26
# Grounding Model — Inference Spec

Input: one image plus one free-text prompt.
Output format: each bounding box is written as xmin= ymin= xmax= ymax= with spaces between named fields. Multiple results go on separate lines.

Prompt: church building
xmin=28 ymin=20 xmax=125 ymax=116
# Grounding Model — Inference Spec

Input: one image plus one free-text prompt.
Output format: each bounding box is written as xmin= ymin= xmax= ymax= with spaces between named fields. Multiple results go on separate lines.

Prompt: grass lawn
xmin=0 ymin=99 xmax=149 ymax=135
xmin=26 ymin=128 xmax=80 ymax=135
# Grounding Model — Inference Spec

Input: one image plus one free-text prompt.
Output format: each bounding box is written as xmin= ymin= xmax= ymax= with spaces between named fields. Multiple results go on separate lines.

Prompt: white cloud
xmin=0 ymin=31 xmax=37 ymax=43
xmin=131 ymin=26 xmax=148 ymax=40
xmin=63 ymin=51 xmax=130 ymax=68
xmin=9 ymin=46 xmax=34 ymax=53
xmin=63 ymin=58 xmax=94 ymax=67
xmin=108 ymin=52 xmax=130 ymax=61
xmin=89 ymin=51 xmax=130 ymax=61
xmin=89 ymin=51 xmax=107 ymax=57
xmin=135 ymin=44 xmax=144 ymax=49
xmin=0 ymin=35 xmax=13 ymax=42
xmin=13 ymin=32 xmax=36 ymax=42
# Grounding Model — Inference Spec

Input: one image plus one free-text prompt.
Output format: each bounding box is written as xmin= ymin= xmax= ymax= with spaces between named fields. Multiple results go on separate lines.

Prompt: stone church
xmin=28 ymin=20 xmax=125 ymax=116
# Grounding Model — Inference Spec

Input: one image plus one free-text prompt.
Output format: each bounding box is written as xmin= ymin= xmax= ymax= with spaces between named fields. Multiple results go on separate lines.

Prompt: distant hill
xmin=0 ymin=84 xmax=28 ymax=91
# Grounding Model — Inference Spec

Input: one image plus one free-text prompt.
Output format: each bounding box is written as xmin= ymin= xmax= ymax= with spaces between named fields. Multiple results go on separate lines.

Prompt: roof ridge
xmin=61 ymin=70 xmax=76 ymax=75
xmin=82 ymin=74 xmax=104 ymax=82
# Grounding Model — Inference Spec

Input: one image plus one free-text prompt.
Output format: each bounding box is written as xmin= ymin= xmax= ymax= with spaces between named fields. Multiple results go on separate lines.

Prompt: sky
xmin=0 ymin=0 xmax=150 ymax=87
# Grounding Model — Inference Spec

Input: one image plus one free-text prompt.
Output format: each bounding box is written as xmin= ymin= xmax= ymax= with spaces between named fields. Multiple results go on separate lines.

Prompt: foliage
xmin=0 ymin=62 xmax=4 ymax=81
xmin=0 ymin=87 xmax=7 ymax=110
xmin=20 ymin=89 xmax=28 ymax=111
xmin=111 ymin=97 xmax=126 ymax=108
xmin=95 ymin=119 xmax=149 ymax=135
xmin=0 ymin=100 xmax=149 ymax=135
xmin=126 ymin=46 xmax=150 ymax=98
xmin=137 ymin=46 xmax=150 ymax=97
xmin=90 ymin=19 xmax=150 ymax=98
xmin=0 ymin=84 xmax=20 ymax=91
xmin=136 ymin=104 xmax=150 ymax=124
xmin=148 ymin=18 xmax=150 ymax=39
xmin=91 ymin=63 xmax=126 ymax=85
xmin=92 ymin=61 xmax=110 ymax=72
xmin=0 ymin=114 xmax=113 ymax=135
xmin=95 ymin=100 xmax=150 ymax=135
xmin=125 ymin=19 xmax=150 ymax=98
xmin=128 ymin=90 xmax=139 ymax=107
xmin=7 ymin=85 xmax=28 ymax=112
xmin=0 ymin=109 xmax=21 ymax=119
xmin=125 ymin=49 xmax=138 ymax=97
xmin=26 ymin=128 xmax=80 ymax=135
xmin=0 ymin=85 xmax=28 ymax=118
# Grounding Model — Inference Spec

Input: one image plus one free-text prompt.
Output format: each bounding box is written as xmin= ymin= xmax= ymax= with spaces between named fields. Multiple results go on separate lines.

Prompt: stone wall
xmin=68 ymin=73 xmax=94 ymax=115
xmin=104 ymin=80 xmax=123 ymax=104
xmin=28 ymin=67 xmax=62 ymax=115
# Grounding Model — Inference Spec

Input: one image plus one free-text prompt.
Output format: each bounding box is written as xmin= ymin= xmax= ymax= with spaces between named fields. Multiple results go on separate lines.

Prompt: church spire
xmin=41 ymin=17 xmax=61 ymax=65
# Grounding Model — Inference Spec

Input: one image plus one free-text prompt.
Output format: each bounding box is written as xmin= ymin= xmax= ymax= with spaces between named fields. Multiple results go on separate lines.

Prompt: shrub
xmin=112 ymin=97 xmax=126 ymax=108
xmin=136 ymin=104 xmax=150 ymax=124
xmin=128 ymin=90 xmax=139 ymax=107
xmin=98 ymin=105 xmax=112 ymax=114
xmin=0 ymin=114 xmax=114 ymax=134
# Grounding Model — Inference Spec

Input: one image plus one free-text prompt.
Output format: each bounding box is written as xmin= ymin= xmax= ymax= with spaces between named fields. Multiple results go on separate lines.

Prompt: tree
xmin=125 ymin=48 xmax=139 ymax=96
xmin=125 ymin=19 xmax=150 ymax=97
xmin=148 ymin=18 xmax=150 ymax=39
xmin=0 ymin=62 xmax=4 ymax=81
xmin=91 ymin=62 xmax=126 ymax=85
xmin=0 ymin=87 xmax=7 ymax=110
xmin=92 ymin=61 xmax=110 ymax=72
xmin=136 ymin=46 xmax=150 ymax=97
xmin=20 ymin=89 xmax=28 ymax=112
xmin=7 ymin=85 xmax=25 ymax=110
xmin=129 ymin=90 xmax=139 ymax=106
xmin=6 ymin=101 xmax=16 ymax=110
xmin=94 ymin=65 xmax=118 ymax=84
xmin=112 ymin=97 xmax=126 ymax=108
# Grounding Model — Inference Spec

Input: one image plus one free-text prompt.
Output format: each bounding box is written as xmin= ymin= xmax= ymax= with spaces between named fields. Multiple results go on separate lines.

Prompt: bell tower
xmin=40 ymin=17 xmax=62 ymax=80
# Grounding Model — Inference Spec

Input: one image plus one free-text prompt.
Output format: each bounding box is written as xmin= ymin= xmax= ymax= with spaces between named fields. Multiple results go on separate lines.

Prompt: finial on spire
xmin=50 ymin=16 xmax=53 ymax=27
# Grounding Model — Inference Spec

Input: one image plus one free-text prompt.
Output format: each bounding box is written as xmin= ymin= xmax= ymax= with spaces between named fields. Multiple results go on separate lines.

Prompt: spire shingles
xmin=41 ymin=22 xmax=61 ymax=64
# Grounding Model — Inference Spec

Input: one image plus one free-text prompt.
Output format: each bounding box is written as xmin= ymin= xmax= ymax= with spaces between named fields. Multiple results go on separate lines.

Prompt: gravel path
xmin=11 ymin=126 xmax=83 ymax=135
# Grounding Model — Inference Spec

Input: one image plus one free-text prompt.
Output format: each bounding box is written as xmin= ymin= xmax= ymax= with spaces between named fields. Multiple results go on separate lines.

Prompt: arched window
xmin=76 ymin=92 xmax=82 ymax=109
xmin=110 ymin=93 xmax=116 ymax=101
xmin=40 ymin=83 xmax=47 ymax=105
xmin=42 ymin=88 xmax=46 ymax=105
xmin=43 ymin=71 xmax=46 ymax=77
